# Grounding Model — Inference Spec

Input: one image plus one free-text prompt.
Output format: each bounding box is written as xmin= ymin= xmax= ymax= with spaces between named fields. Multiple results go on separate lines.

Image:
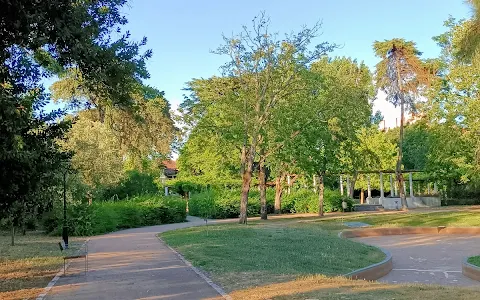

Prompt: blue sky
xmin=49 ymin=1 xmax=472 ymax=125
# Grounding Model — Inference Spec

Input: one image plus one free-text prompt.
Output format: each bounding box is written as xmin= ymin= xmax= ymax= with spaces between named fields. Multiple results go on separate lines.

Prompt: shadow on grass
xmin=207 ymin=275 xmax=480 ymax=300
xmin=0 ymin=232 xmax=85 ymax=299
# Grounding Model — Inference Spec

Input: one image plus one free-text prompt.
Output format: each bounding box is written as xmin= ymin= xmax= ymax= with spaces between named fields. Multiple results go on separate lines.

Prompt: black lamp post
xmin=62 ymin=170 xmax=68 ymax=249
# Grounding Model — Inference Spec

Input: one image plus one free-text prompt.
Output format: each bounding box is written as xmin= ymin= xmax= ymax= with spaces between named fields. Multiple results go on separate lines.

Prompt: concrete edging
xmin=338 ymin=231 xmax=393 ymax=281
xmin=341 ymin=226 xmax=480 ymax=282
xmin=462 ymin=258 xmax=480 ymax=282
xmin=158 ymin=236 xmax=232 ymax=300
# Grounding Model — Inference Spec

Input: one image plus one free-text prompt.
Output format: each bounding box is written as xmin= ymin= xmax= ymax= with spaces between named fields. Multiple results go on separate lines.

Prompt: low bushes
xmin=188 ymin=188 xmax=353 ymax=219
xmin=43 ymin=195 xmax=186 ymax=236
xmin=282 ymin=189 xmax=354 ymax=213
xmin=189 ymin=189 xmax=275 ymax=219
xmin=100 ymin=170 xmax=159 ymax=200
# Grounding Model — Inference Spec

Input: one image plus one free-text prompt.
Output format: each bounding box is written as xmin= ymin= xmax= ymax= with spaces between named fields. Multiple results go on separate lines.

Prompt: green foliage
xmin=284 ymin=57 xmax=374 ymax=177
xmin=282 ymin=189 xmax=354 ymax=214
xmin=177 ymin=128 xmax=240 ymax=180
xmin=100 ymin=170 xmax=159 ymax=200
xmin=63 ymin=115 xmax=125 ymax=189
xmin=1 ymin=0 xmax=152 ymax=244
xmin=468 ymin=256 xmax=480 ymax=267
xmin=188 ymin=189 xmax=275 ymax=219
xmin=188 ymin=188 xmax=352 ymax=219
xmin=402 ymin=121 xmax=431 ymax=170
xmin=169 ymin=177 xmax=246 ymax=196
xmin=43 ymin=195 xmax=186 ymax=236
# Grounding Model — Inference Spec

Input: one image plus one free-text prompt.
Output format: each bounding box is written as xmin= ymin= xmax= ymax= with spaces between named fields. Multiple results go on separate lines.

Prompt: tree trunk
xmin=397 ymin=94 xmax=408 ymax=210
xmin=11 ymin=222 xmax=15 ymax=246
xmin=239 ymin=145 xmax=254 ymax=224
xmin=394 ymin=54 xmax=408 ymax=211
xmin=22 ymin=201 xmax=26 ymax=235
xmin=274 ymin=175 xmax=283 ymax=214
xmin=98 ymin=105 xmax=106 ymax=123
xmin=318 ymin=173 xmax=324 ymax=217
xmin=349 ymin=171 xmax=358 ymax=198
xmin=259 ymin=155 xmax=267 ymax=220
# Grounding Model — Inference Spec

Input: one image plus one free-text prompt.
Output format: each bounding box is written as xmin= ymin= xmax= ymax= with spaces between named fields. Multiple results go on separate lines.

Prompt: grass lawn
xmin=161 ymin=222 xmax=385 ymax=292
xmin=0 ymin=232 xmax=84 ymax=300
xmin=228 ymin=275 xmax=480 ymax=300
xmin=313 ymin=211 xmax=480 ymax=228
xmin=467 ymin=256 xmax=480 ymax=267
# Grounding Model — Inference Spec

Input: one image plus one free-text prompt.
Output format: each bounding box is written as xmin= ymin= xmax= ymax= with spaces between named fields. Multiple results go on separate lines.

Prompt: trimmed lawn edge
xmin=338 ymin=231 xmax=393 ymax=281
xmin=463 ymin=257 xmax=480 ymax=282
xmin=156 ymin=235 xmax=230 ymax=300
xmin=35 ymin=238 xmax=90 ymax=300
xmin=344 ymin=247 xmax=392 ymax=280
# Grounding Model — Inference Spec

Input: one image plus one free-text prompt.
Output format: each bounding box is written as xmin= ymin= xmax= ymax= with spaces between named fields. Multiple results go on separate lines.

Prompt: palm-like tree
xmin=457 ymin=0 xmax=480 ymax=60
xmin=373 ymin=39 xmax=430 ymax=210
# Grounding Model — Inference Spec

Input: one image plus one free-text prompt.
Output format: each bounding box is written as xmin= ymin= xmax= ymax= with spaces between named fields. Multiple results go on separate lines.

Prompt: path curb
xmin=462 ymin=258 xmax=480 ymax=282
xmin=36 ymin=238 xmax=90 ymax=300
xmin=158 ymin=236 xmax=232 ymax=300
xmin=338 ymin=231 xmax=393 ymax=281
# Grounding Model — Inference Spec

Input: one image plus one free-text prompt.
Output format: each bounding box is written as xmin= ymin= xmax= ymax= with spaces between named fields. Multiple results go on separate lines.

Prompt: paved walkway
xmin=357 ymin=234 xmax=480 ymax=286
xmin=45 ymin=216 xmax=223 ymax=300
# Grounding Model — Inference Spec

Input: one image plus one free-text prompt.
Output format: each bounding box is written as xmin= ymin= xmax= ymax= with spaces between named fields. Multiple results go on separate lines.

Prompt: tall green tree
xmin=424 ymin=17 xmax=480 ymax=184
xmin=456 ymin=0 xmax=480 ymax=61
xmin=62 ymin=114 xmax=125 ymax=191
xmin=283 ymin=57 xmax=373 ymax=216
xmin=195 ymin=13 xmax=335 ymax=223
xmin=373 ymin=39 xmax=431 ymax=210
xmin=1 ymin=0 xmax=151 ymax=244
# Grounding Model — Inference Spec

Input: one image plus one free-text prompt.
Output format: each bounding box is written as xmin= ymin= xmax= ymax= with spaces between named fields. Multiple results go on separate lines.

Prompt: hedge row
xmin=43 ymin=195 xmax=186 ymax=236
xmin=188 ymin=188 xmax=353 ymax=219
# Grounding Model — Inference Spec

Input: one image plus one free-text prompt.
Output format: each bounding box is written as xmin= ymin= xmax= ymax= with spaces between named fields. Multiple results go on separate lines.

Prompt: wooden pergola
xmin=338 ymin=170 xmax=437 ymax=204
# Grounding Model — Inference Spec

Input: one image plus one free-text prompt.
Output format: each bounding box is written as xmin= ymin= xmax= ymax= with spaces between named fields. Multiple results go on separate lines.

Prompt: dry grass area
xmin=223 ymin=275 xmax=480 ymax=300
xmin=0 ymin=232 xmax=84 ymax=300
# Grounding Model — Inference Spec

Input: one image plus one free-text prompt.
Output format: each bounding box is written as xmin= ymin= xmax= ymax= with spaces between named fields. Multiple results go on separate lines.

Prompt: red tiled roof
xmin=162 ymin=160 xmax=177 ymax=170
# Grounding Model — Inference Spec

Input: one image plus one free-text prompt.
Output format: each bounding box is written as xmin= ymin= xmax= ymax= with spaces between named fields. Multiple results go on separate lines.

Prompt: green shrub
xmin=100 ymin=170 xmax=159 ymax=200
xmin=188 ymin=188 xmax=274 ymax=219
xmin=43 ymin=195 xmax=187 ymax=236
xmin=169 ymin=177 xmax=246 ymax=197
xmin=189 ymin=188 xmax=352 ymax=219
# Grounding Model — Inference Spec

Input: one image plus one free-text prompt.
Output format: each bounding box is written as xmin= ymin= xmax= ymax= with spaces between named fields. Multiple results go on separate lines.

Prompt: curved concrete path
xmin=357 ymin=234 xmax=480 ymax=286
xmin=45 ymin=216 xmax=223 ymax=300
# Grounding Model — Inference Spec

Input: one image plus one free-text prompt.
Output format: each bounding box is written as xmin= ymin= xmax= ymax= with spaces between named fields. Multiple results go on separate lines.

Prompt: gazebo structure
xmin=339 ymin=170 xmax=441 ymax=210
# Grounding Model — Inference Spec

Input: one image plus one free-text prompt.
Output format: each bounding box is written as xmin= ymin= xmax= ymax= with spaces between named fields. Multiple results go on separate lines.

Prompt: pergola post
xmin=367 ymin=175 xmax=372 ymax=203
xmin=339 ymin=175 xmax=343 ymax=196
xmin=434 ymin=182 xmax=438 ymax=194
xmin=379 ymin=172 xmax=384 ymax=205
xmin=346 ymin=176 xmax=350 ymax=196
xmin=427 ymin=182 xmax=431 ymax=195
xmin=313 ymin=175 xmax=317 ymax=193
xmin=409 ymin=172 xmax=414 ymax=199
xmin=389 ymin=175 xmax=394 ymax=197
xmin=394 ymin=180 xmax=398 ymax=197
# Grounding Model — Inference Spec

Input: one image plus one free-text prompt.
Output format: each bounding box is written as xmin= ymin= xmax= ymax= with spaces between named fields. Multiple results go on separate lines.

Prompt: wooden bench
xmin=58 ymin=241 xmax=88 ymax=275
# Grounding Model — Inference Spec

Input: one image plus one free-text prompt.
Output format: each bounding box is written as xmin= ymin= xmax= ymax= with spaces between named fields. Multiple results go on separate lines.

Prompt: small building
xmin=161 ymin=160 xmax=178 ymax=179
